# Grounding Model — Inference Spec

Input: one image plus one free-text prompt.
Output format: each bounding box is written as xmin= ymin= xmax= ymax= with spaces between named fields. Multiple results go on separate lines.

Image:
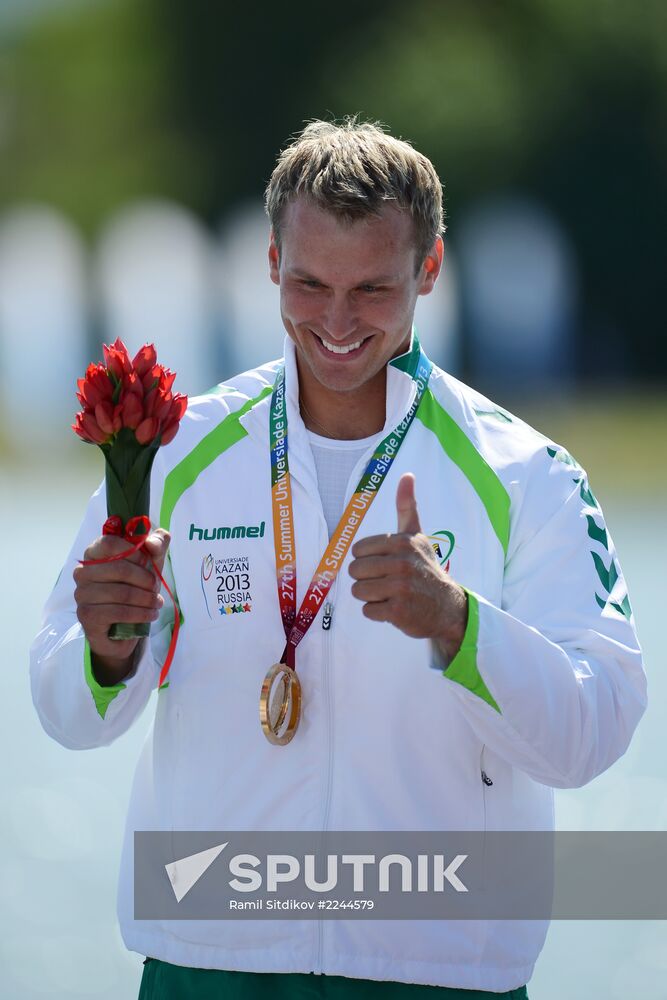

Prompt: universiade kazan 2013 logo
xmin=427 ymin=530 xmax=455 ymax=572
xmin=200 ymin=554 xmax=253 ymax=619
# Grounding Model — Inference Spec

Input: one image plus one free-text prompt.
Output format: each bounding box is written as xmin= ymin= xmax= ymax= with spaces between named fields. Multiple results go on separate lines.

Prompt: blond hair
xmin=265 ymin=118 xmax=445 ymax=271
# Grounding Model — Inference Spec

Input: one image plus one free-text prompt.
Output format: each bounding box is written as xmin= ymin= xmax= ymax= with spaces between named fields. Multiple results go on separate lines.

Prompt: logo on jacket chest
xmin=189 ymin=521 xmax=265 ymax=542
xmin=200 ymin=553 xmax=253 ymax=619
xmin=427 ymin=530 xmax=456 ymax=573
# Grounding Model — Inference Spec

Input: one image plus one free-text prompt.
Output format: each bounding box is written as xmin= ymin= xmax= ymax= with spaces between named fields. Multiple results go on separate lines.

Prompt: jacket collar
xmin=238 ymin=332 xmax=421 ymax=489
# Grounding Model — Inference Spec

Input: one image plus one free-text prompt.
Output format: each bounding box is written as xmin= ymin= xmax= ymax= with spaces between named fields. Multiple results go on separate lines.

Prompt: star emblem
xmin=243 ymin=603 xmax=251 ymax=613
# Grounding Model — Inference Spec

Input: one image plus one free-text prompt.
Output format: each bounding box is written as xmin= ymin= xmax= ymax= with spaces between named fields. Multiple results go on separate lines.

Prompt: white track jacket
xmin=30 ymin=337 xmax=647 ymax=992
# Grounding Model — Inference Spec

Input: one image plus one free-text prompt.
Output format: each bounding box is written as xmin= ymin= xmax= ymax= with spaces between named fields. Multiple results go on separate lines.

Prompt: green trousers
xmin=138 ymin=958 xmax=529 ymax=999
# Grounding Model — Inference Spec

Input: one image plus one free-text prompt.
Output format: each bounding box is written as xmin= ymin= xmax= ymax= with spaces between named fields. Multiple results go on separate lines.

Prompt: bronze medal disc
xmin=259 ymin=663 xmax=302 ymax=745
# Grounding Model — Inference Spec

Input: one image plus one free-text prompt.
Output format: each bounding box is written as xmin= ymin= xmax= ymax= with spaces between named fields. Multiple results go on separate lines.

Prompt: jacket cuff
xmin=435 ymin=590 xmax=501 ymax=714
xmin=83 ymin=638 xmax=143 ymax=720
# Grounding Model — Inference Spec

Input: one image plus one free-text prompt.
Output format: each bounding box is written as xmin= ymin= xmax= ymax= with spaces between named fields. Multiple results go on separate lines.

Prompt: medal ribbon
xmin=269 ymin=337 xmax=432 ymax=670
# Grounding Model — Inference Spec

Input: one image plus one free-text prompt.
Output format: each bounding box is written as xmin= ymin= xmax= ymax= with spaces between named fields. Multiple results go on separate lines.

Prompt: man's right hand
xmin=73 ymin=529 xmax=170 ymax=685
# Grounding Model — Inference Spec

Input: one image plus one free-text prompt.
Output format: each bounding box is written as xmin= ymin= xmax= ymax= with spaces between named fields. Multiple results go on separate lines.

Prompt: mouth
xmin=312 ymin=331 xmax=370 ymax=358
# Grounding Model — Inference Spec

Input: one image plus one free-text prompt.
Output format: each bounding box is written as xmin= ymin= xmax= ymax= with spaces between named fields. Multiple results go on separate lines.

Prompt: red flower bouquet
xmin=73 ymin=338 xmax=187 ymax=640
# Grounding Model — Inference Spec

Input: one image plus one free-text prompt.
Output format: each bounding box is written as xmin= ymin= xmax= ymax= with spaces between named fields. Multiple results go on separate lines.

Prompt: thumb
xmin=396 ymin=473 xmax=422 ymax=535
xmin=143 ymin=528 xmax=171 ymax=575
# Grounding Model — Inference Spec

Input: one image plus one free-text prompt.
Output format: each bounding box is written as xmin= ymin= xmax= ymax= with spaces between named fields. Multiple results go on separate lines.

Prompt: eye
xmin=301 ymin=279 xmax=322 ymax=289
xmin=360 ymin=284 xmax=379 ymax=294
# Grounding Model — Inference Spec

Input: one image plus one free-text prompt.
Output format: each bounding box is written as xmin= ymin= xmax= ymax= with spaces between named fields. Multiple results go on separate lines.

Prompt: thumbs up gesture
xmin=349 ymin=473 xmax=468 ymax=662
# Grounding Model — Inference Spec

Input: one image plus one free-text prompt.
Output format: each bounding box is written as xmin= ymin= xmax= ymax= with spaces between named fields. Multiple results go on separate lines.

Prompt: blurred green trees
xmin=1 ymin=0 xmax=665 ymax=373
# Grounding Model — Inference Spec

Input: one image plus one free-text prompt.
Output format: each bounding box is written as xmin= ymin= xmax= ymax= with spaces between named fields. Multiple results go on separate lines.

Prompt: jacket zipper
xmin=316 ymin=585 xmax=337 ymax=973
xmin=315 ymin=446 xmax=373 ymax=973
xmin=480 ymin=746 xmax=492 ymax=890
xmin=480 ymin=745 xmax=493 ymax=807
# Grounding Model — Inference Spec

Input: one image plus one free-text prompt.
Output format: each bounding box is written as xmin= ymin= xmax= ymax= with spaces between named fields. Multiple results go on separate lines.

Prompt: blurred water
xmin=2 ymin=459 xmax=664 ymax=1000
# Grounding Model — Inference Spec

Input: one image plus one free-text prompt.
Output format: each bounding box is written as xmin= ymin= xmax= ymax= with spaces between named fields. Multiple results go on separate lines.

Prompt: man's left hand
xmin=348 ymin=473 xmax=468 ymax=663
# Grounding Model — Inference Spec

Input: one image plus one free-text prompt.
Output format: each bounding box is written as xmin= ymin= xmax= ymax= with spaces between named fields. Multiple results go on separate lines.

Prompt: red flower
xmin=120 ymin=392 xmax=143 ymax=430
xmin=122 ymin=371 xmax=144 ymax=399
xmin=159 ymin=420 xmax=178 ymax=445
xmin=95 ymin=400 xmax=122 ymax=436
xmin=159 ymin=395 xmax=187 ymax=446
xmin=135 ymin=417 xmax=161 ymax=445
xmin=141 ymin=363 xmax=159 ymax=391
xmin=73 ymin=337 xmax=187 ymax=450
xmin=72 ymin=411 xmax=110 ymax=445
xmin=131 ymin=344 xmax=157 ymax=378
xmin=77 ymin=363 xmax=113 ymax=408
xmin=103 ymin=338 xmax=132 ymax=380
xmin=169 ymin=393 xmax=188 ymax=423
xmin=157 ymin=367 xmax=176 ymax=393
xmin=146 ymin=387 xmax=173 ymax=421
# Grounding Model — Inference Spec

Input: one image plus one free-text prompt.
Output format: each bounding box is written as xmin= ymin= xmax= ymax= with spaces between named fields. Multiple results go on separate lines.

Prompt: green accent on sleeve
xmin=416 ymin=389 xmax=510 ymax=556
xmin=596 ymin=589 xmax=632 ymax=620
xmin=160 ymin=385 xmax=273 ymax=533
xmin=611 ymin=593 xmax=632 ymax=620
xmin=474 ymin=407 xmax=513 ymax=423
xmin=443 ymin=591 xmax=501 ymax=713
xmin=546 ymin=445 xmax=580 ymax=469
xmin=203 ymin=384 xmax=236 ymax=396
xmin=84 ymin=638 xmax=126 ymax=720
xmin=591 ymin=551 xmax=610 ymax=590
xmin=586 ymin=514 xmax=608 ymax=549
xmin=579 ymin=480 xmax=599 ymax=510
xmin=591 ymin=551 xmax=618 ymax=593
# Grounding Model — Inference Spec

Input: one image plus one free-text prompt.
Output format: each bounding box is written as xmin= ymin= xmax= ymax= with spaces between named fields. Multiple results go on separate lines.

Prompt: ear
xmin=417 ymin=235 xmax=444 ymax=296
xmin=268 ymin=230 xmax=280 ymax=286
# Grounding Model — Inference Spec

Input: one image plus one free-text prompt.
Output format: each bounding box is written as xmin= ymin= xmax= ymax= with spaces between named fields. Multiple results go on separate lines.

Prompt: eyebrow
xmin=288 ymin=268 xmax=399 ymax=285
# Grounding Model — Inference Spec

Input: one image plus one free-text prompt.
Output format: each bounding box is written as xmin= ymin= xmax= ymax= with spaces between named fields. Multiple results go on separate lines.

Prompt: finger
xmin=348 ymin=555 xmax=411 ymax=581
xmin=82 ymin=534 xmax=153 ymax=574
xmin=396 ymin=472 xmax=422 ymax=535
xmin=77 ymin=601 xmax=161 ymax=636
xmin=89 ymin=637 xmax=139 ymax=662
xmin=143 ymin=529 xmax=171 ymax=574
xmin=75 ymin=581 xmax=164 ymax=611
xmin=361 ymin=600 xmax=393 ymax=622
xmin=74 ymin=559 xmax=158 ymax=593
xmin=351 ymin=579 xmax=401 ymax=603
xmin=351 ymin=533 xmax=408 ymax=559
xmin=83 ymin=534 xmax=138 ymax=561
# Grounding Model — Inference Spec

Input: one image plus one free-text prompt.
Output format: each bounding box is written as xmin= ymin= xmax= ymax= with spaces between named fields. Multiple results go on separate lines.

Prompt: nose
xmin=322 ymin=293 xmax=357 ymax=341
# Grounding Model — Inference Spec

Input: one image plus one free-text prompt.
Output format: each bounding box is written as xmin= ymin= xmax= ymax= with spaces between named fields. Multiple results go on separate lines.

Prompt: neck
xmin=297 ymin=364 xmax=387 ymax=441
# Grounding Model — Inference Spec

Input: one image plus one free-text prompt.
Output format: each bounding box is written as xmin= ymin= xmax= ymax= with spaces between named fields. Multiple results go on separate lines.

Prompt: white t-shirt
xmin=306 ymin=429 xmax=379 ymax=538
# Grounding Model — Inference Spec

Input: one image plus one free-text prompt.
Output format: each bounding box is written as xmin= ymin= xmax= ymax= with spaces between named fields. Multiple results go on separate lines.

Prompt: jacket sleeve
xmin=29 ymin=477 xmax=175 ymax=751
xmin=439 ymin=451 xmax=647 ymax=789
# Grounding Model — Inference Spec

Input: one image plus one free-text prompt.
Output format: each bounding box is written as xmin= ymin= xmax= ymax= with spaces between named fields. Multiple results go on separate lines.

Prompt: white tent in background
xmin=217 ymin=201 xmax=460 ymax=376
xmin=0 ymin=206 xmax=88 ymax=447
xmin=216 ymin=202 xmax=280 ymax=375
xmin=458 ymin=199 xmax=577 ymax=388
xmin=95 ymin=202 xmax=214 ymax=399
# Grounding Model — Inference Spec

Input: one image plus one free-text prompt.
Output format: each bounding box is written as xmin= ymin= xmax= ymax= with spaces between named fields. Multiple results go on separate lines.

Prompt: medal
xmin=261 ymin=333 xmax=433 ymax=745
xmin=259 ymin=662 xmax=302 ymax=745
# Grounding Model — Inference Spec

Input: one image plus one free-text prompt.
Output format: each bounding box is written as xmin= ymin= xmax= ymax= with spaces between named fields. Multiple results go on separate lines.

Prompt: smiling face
xmin=269 ymin=198 xmax=443 ymax=405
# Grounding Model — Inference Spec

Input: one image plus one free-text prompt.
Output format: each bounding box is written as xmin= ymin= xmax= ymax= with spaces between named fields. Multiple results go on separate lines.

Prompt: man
xmin=30 ymin=119 xmax=646 ymax=998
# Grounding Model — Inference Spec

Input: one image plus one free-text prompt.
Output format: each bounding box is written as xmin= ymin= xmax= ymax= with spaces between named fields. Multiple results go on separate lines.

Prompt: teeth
xmin=320 ymin=337 xmax=363 ymax=354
